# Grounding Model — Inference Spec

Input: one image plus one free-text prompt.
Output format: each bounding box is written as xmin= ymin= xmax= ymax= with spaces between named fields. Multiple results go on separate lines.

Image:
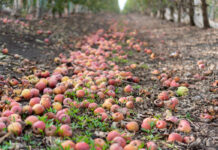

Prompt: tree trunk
xmin=160 ymin=8 xmax=165 ymax=19
xmin=201 ymin=0 xmax=210 ymax=28
xmin=12 ymin=0 xmax=19 ymax=16
xmin=178 ymin=1 xmax=182 ymax=23
xmin=163 ymin=8 xmax=166 ymax=19
xmin=210 ymin=0 xmax=216 ymax=21
xmin=159 ymin=0 xmax=165 ymax=19
xmin=170 ymin=6 xmax=174 ymax=22
xmin=189 ymin=0 xmax=195 ymax=26
xmin=58 ymin=11 xmax=62 ymax=17
xmin=36 ymin=0 xmax=42 ymax=18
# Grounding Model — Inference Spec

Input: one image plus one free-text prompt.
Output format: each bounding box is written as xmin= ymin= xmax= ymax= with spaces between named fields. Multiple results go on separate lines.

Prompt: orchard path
xmin=125 ymin=14 xmax=218 ymax=149
xmin=121 ymin=14 xmax=218 ymax=149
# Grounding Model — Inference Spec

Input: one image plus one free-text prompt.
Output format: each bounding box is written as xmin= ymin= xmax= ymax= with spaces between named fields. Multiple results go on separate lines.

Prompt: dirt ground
xmin=0 ymin=13 xmax=217 ymax=149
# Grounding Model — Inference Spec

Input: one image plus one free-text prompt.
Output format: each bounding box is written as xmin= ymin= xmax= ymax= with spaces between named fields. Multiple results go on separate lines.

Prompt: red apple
xmin=58 ymin=114 xmax=71 ymax=124
xmin=11 ymin=105 xmax=22 ymax=114
xmin=110 ymin=143 xmax=123 ymax=150
xmin=129 ymin=140 xmax=142 ymax=148
xmin=25 ymin=115 xmax=38 ymax=125
xmin=156 ymin=120 xmax=167 ymax=129
xmin=76 ymin=90 xmax=85 ymax=98
xmin=0 ymin=117 xmax=10 ymax=126
xmin=58 ymin=124 xmax=72 ymax=137
xmin=35 ymin=81 xmax=46 ymax=91
xmin=88 ymin=103 xmax=98 ymax=110
xmin=94 ymin=138 xmax=106 ymax=148
xmin=112 ymin=136 xmax=126 ymax=147
xmin=2 ymin=110 xmax=13 ymax=117
xmin=126 ymin=121 xmax=139 ymax=132
xmin=33 ymin=121 xmax=46 ymax=134
xmin=32 ymin=104 xmax=45 ymax=115
xmin=146 ymin=141 xmax=157 ymax=150
xmin=54 ymin=94 xmax=64 ymax=103
xmin=40 ymin=97 xmax=51 ymax=109
xmin=124 ymin=85 xmax=133 ymax=93
xmin=9 ymin=114 xmax=21 ymax=122
xmin=22 ymin=105 xmax=32 ymax=115
xmin=177 ymin=120 xmax=191 ymax=133
xmin=2 ymin=48 xmax=8 ymax=54
xmin=81 ymin=100 xmax=90 ymax=108
xmin=75 ymin=142 xmax=90 ymax=150
xmin=107 ymin=130 xmax=121 ymax=141
xmin=48 ymin=77 xmax=57 ymax=88
xmin=167 ymin=132 xmax=183 ymax=142
xmin=44 ymin=112 xmax=56 ymax=120
xmin=94 ymin=107 xmax=105 ymax=115
xmin=126 ymin=101 xmax=134 ymax=109
xmin=183 ymin=136 xmax=195 ymax=144
xmin=110 ymin=104 xmax=120 ymax=113
xmin=158 ymin=91 xmax=169 ymax=101
xmin=21 ymin=89 xmax=32 ymax=99
xmin=44 ymin=38 xmax=50 ymax=44
xmin=52 ymin=102 xmax=62 ymax=111
xmin=164 ymin=97 xmax=179 ymax=110
xmin=135 ymin=97 xmax=143 ymax=103
xmin=29 ymin=97 xmax=40 ymax=107
xmin=112 ymin=112 xmax=124 ymax=122
xmin=8 ymin=122 xmax=22 ymax=135
xmin=61 ymin=140 xmax=75 ymax=150
xmin=124 ymin=144 xmax=137 ymax=150
xmin=0 ymin=122 xmax=6 ymax=132
xmin=43 ymin=88 xmax=53 ymax=95
xmin=63 ymin=98 xmax=73 ymax=106
xmin=141 ymin=118 xmax=155 ymax=130
xmin=45 ymin=125 xmax=57 ymax=136
xmin=102 ymin=101 xmax=112 ymax=110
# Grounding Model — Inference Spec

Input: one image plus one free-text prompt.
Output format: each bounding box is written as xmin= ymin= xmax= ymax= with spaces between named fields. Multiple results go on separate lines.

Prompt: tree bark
xmin=201 ymin=0 xmax=210 ymax=28
xmin=36 ymin=0 xmax=42 ymax=18
xmin=189 ymin=0 xmax=195 ymax=26
xmin=177 ymin=0 xmax=182 ymax=23
xmin=160 ymin=8 xmax=165 ymax=19
xmin=160 ymin=0 xmax=165 ymax=20
xmin=170 ymin=6 xmax=174 ymax=21
xmin=12 ymin=0 xmax=19 ymax=16
xmin=210 ymin=0 xmax=216 ymax=21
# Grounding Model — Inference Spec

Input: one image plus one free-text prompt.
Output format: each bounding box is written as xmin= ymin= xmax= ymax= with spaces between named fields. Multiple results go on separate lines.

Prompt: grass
xmin=178 ymin=112 xmax=194 ymax=121
xmin=133 ymin=85 xmax=141 ymax=89
xmin=22 ymin=133 xmax=39 ymax=146
xmin=66 ymin=106 xmax=110 ymax=134
xmin=46 ymin=107 xmax=57 ymax=113
xmin=0 ymin=141 xmax=13 ymax=150
xmin=115 ymin=87 xmax=121 ymax=94
xmin=127 ymin=50 xmax=134 ymax=56
xmin=139 ymin=64 xmax=149 ymax=69
xmin=110 ymin=56 xmax=128 ymax=64
xmin=153 ymin=114 xmax=161 ymax=120
xmin=141 ymin=121 xmax=163 ymax=141
xmin=145 ymin=133 xmax=162 ymax=141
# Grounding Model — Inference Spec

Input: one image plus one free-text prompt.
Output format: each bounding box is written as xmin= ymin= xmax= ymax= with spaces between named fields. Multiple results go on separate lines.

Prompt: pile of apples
xmin=0 ymin=23 xmax=194 ymax=149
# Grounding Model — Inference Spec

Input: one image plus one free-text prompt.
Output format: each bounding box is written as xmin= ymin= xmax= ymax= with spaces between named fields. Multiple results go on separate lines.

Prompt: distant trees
xmin=124 ymin=0 xmax=214 ymax=28
xmin=123 ymin=0 xmax=139 ymax=13
xmin=0 ymin=0 xmax=120 ymax=18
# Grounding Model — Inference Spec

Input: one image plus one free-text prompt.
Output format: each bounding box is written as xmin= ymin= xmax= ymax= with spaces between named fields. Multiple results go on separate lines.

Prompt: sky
xmin=118 ymin=0 xmax=127 ymax=10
